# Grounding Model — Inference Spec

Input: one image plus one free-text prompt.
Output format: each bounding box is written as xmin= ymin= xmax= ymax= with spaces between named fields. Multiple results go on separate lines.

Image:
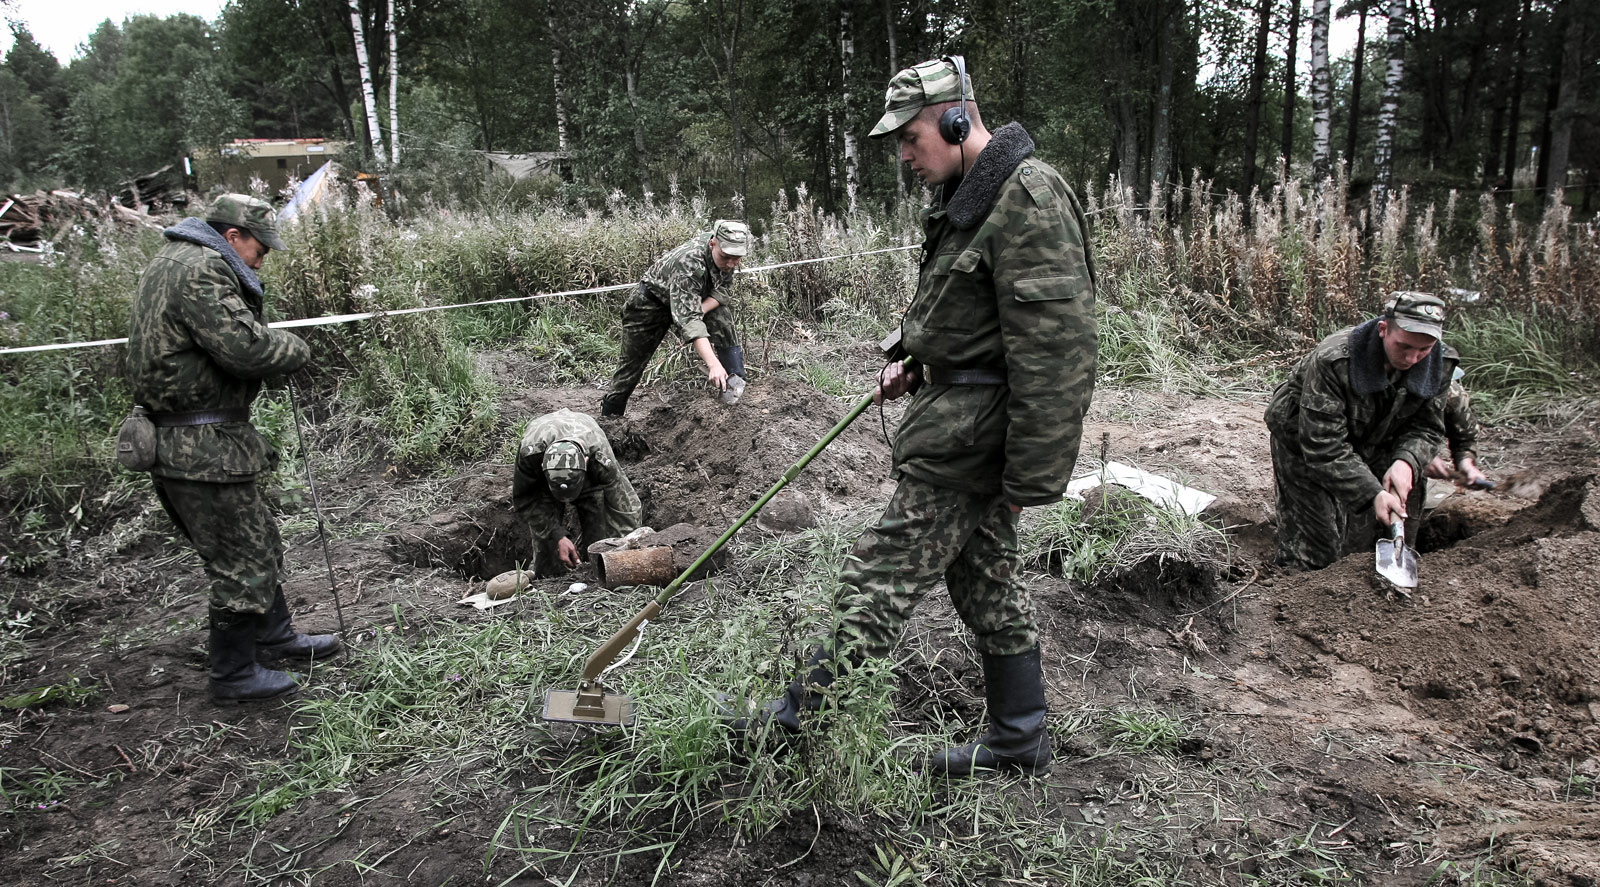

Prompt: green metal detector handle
xmin=576 ymin=360 xmax=906 ymax=683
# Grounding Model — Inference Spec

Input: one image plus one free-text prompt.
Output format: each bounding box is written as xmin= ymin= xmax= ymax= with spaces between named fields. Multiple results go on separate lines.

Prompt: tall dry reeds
xmin=1091 ymin=173 xmax=1600 ymax=393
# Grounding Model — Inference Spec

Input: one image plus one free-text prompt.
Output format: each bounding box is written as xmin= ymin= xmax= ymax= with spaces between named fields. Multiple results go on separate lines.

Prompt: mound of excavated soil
xmin=386 ymin=378 xmax=893 ymax=581
xmin=1271 ymin=473 xmax=1600 ymax=775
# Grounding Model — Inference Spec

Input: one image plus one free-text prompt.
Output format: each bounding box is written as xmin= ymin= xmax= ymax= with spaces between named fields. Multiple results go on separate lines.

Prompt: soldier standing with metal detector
xmin=726 ymin=57 xmax=1098 ymax=777
xmin=125 ymin=194 xmax=342 ymax=705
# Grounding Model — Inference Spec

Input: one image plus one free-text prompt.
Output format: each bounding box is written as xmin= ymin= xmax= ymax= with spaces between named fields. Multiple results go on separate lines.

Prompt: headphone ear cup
xmin=939 ymin=106 xmax=970 ymax=145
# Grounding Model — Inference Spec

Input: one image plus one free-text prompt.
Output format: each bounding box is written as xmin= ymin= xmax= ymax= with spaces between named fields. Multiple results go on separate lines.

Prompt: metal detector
xmin=541 ymin=369 xmax=900 ymax=727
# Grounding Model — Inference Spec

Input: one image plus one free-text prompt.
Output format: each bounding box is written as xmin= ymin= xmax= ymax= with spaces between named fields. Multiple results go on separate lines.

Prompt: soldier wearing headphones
xmin=727 ymin=57 xmax=1098 ymax=779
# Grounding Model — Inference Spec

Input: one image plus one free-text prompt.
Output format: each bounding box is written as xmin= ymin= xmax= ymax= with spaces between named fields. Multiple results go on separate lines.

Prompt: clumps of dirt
xmin=1077 ymin=485 xmax=1226 ymax=607
xmin=1271 ymin=473 xmax=1600 ymax=777
xmin=604 ymin=378 xmax=892 ymax=529
xmin=385 ymin=470 xmax=528 ymax=580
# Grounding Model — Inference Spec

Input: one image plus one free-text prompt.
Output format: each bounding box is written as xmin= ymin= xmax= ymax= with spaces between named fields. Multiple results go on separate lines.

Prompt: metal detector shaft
xmin=574 ymin=376 xmax=891 ymax=684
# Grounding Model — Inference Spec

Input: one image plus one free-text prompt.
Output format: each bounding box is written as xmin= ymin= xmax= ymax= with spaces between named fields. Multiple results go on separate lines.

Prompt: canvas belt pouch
xmin=115 ymin=406 xmax=157 ymax=471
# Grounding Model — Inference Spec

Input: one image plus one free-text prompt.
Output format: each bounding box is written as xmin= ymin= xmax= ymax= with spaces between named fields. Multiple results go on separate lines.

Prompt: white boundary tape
xmin=0 ymin=244 xmax=920 ymax=356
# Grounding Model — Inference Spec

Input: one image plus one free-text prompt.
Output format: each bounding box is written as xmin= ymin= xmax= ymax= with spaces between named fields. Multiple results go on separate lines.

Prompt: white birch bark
xmin=1309 ymin=0 xmax=1331 ymax=182
xmin=1371 ymin=0 xmax=1407 ymax=220
xmin=548 ymin=15 xmax=570 ymax=153
xmin=839 ymin=3 xmax=859 ymax=213
xmin=386 ymin=0 xmax=399 ymax=168
xmin=347 ymin=0 xmax=386 ymax=165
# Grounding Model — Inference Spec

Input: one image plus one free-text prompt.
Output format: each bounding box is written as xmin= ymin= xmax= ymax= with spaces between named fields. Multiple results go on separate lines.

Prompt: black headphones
xmin=938 ymin=55 xmax=971 ymax=145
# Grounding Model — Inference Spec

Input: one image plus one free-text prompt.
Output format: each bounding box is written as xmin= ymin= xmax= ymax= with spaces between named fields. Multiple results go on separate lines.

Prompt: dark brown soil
xmin=4 ymin=366 xmax=1599 ymax=885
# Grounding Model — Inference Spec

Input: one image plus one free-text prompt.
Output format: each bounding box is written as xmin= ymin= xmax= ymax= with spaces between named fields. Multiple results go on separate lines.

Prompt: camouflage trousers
xmin=1270 ymin=436 xmax=1428 ymax=571
xmin=833 ymin=475 xmax=1038 ymax=658
xmin=153 ymin=477 xmax=282 ymax=615
xmin=602 ymin=284 xmax=738 ymax=413
xmin=530 ymin=479 xmax=644 ymax=577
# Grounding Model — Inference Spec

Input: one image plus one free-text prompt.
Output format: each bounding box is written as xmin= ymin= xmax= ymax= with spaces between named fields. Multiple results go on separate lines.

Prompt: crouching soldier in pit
xmin=126 ymin=194 xmax=341 ymax=705
xmin=512 ymin=409 xmax=643 ymax=576
xmin=599 ymin=220 xmax=752 ymax=416
xmin=1265 ymin=291 xmax=1457 ymax=571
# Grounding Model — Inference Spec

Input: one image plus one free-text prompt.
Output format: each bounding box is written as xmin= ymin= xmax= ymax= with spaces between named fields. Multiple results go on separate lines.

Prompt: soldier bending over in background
xmin=599 ymin=219 xmax=752 ymax=416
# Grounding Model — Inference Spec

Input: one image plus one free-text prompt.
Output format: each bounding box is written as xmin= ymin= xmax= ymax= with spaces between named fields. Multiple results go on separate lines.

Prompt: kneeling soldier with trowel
xmin=599 ymin=219 xmax=752 ymax=416
xmin=513 ymin=409 xmax=643 ymax=577
xmin=726 ymin=57 xmax=1098 ymax=778
xmin=1265 ymin=291 xmax=1456 ymax=573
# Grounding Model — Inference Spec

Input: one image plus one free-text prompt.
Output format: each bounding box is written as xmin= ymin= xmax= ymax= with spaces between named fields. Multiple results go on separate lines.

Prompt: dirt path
xmin=2 ymin=369 xmax=1597 ymax=885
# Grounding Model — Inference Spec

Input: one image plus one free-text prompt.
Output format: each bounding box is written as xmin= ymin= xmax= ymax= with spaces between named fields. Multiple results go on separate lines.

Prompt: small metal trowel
xmin=1375 ymin=520 xmax=1418 ymax=589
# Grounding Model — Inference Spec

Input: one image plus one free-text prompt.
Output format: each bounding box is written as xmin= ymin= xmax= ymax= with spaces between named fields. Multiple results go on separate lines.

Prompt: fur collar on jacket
xmin=940 ymin=122 xmax=1036 ymax=230
xmin=163 ymin=217 xmax=264 ymax=300
xmin=1347 ymin=316 xmax=1446 ymax=399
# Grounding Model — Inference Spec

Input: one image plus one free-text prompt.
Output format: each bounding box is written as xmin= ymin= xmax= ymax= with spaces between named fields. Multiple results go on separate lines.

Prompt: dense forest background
xmin=0 ymin=0 xmax=1596 ymax=218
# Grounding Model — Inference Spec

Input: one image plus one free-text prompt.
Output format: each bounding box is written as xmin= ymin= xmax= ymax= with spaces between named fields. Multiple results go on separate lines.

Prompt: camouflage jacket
xmin=894 ymin=123 xmax=1099 ymax=507
xmin=1443 ymin=378 xmax=1477 ymax=463
xmin=640 ymin=232 xmax=735 ymax=342
xmin=126 ymin=219 xmax=311 ymax=483
xmin=512 ymin=409 xmax=629 ymax=540
xmin=1265 ymin=319 xmax=1457 ymax=507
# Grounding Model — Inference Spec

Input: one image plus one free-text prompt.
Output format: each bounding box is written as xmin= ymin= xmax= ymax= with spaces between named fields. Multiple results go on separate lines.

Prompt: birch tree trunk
xmin=1344 ymin=0 xmax=1367 ymax=175
xmin=1309 ymin=0 xmax=1331 ymax=181
xmin=548 ymin=15 xmax=570 ymax=153
xmin=386 ymin=0 xmax=399 ymax=168
xmin=839 ymin=3 xmax=859 ymax=213
xmin=347 ymin=0 xmax=386 ymax=165
xmin=1370 ymin=0 xmax=1407 ymax=221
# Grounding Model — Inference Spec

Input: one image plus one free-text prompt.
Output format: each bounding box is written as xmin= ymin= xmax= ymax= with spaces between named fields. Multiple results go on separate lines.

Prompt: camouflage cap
xmin=205 ymin=193 xmax=287 ymax=251
xmin=1383 ymin=291 xmax=1447 ymax=339
xmin=869 ymin=58 xmax=975 ymax=139
xmin=712 ymin=219 xmax=751 ymax=256
xmin=543 ymin=440 xmax=588 ymax=502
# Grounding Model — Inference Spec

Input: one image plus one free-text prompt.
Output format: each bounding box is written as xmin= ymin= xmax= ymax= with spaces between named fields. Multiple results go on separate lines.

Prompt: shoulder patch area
xmin=1018 ymin=163 xmax=1054 ymax=208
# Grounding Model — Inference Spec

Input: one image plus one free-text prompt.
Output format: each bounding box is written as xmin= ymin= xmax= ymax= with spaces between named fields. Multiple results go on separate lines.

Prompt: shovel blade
xmin=541 ymin=687 xmax=634 ymax=726
xmin=1375 ymin=539 xmax=1418 ymax=588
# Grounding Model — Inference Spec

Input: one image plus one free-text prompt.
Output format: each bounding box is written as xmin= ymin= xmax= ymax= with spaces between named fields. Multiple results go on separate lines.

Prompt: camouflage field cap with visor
xmin=205 ymin=193 xmax=288 ymax=251
xmin=712 ymin=219 xmax=751 ymax=256
xmin=1383 ymin=291 xmax=1447 ymax=340
xmin=543 ymin=440 xmax=588 ymax=502
xmin=869 ymin=58 xmax=975 ymax=139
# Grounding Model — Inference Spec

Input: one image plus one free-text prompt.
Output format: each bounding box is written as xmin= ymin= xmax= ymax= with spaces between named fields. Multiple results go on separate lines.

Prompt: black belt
xmin=148 ymin=407 xmax=251 ymax=427
xmin=923 ymin=365 xmax=1008 ymax=386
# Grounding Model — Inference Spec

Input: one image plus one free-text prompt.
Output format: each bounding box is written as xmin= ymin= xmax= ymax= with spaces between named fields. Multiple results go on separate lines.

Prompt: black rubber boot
xmin=927 ymin=646 xmax=1051 ymax=777
xmin=715 ymin=345 xmax=746 ymax=380
xmin=210 ymin=609 xmax=300 ymax=705
xmin=725 ymin=646 xmax=837 ymax=737
xmin=599 ymin=394 xmax=627 ymax=418
xmin=256 ymin=587 xmax=343 ymax=665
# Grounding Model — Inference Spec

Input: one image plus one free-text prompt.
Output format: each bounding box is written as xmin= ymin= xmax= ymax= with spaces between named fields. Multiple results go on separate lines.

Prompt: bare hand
xmin=706 ymin=362 xmax=729 ymax=391
xmin=1373 ymin=489 xmax=1406 ymax=527
xmin=1005 ymin=503 xmax=1022 ymax=514
xmin=872 ymin=361 xmax=917 ymax=404
xmin=1457 ymin=457 xmax=1489 ymax=488
xmin=1423 ymin=456 xmax=1454 ymax=481
xmin=1382 ymin=459 xmax=1415 ymax=505
xmin=557 ymin=537 xmax=580 ymax=568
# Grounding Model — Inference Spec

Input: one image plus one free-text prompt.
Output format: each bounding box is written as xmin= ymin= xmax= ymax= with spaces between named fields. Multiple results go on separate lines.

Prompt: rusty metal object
xmin=596 ymin=546 xmax=674 ymax=588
